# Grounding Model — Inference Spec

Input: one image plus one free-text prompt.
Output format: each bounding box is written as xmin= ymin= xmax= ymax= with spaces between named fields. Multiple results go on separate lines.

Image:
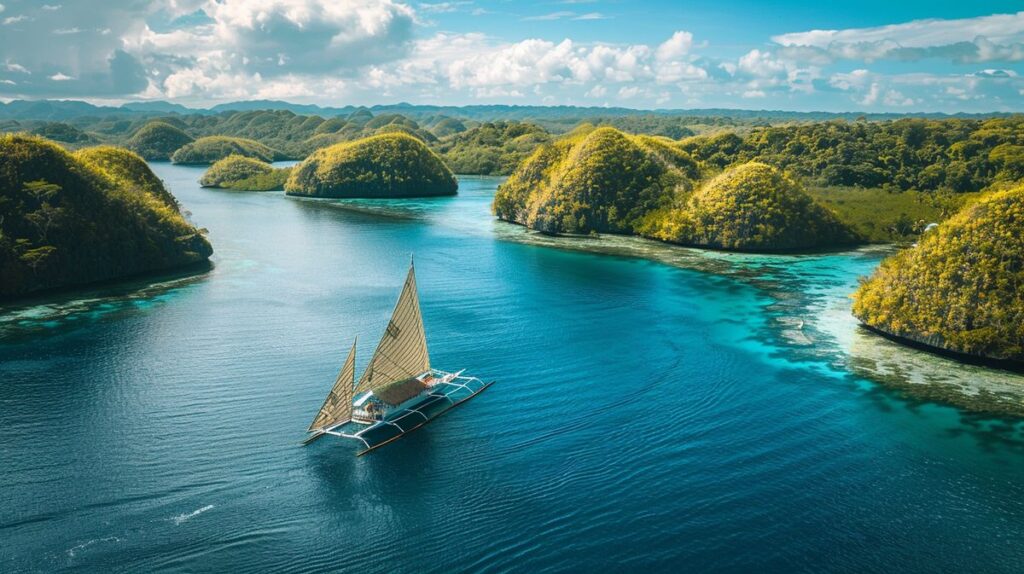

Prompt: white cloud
xmin=829 ymin=69 xmax=870 ymax=91
xmin=523 ymin=11 xmax=574 ymax=21
xmin=618 ymin=86 xmax=640 ymax=99
xmin=49 ymin=72 xmax=73 ymax=81
xmin=737 ymin=49 xmax=787 ymax=77
xmin=742 ymin=89 xmax=766 ymax=98
xmin=574 ymin=13 xmax=607 ymax=21
xmin=42 ymin=4 xmax=61 ymax=10
xmin=773 ymin=11 xmax=1024 ymax=63
xmin=655 ymin=31 xmax=693 ymax=62
xmin=859 ymin=82 xmax=880 ymax=105
xmin=3 ymin=14 xmax=29 ymax=25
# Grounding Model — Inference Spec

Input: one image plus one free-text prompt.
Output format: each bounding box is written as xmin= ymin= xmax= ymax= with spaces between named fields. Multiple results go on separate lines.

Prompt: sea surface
xmin=1 ymin=164 xmax=1023 ymax=573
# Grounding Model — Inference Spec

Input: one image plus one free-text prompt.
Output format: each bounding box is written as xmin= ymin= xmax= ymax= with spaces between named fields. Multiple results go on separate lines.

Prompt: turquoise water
xmin=1 ymin=164 xmax=1023 ymax=573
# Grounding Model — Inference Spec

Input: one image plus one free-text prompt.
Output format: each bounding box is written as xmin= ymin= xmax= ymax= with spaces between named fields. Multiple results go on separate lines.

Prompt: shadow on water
xmin=0 ymin=261 xmax=214 ymax=342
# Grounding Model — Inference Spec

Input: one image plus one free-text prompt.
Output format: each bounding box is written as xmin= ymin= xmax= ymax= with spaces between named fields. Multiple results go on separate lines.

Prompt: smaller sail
xmin=308 ymin=339 xmax=357 ymax=432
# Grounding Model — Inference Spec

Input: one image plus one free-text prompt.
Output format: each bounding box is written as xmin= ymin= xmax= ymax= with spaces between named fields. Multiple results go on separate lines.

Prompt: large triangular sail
xmin=355 ymin=263 xmax=430 ymax=394
xmin=308 ymin=339 xmax=357 ymax=432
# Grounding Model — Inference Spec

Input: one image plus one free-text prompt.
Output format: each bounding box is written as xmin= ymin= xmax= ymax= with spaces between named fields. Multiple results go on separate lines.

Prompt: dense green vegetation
xmin=75 ymin=146 xmax=179 ymax=209
xmin=171 ymin=136 xmax=280 ymax=164
xmin=31 ymin=122 xmax=94 ymax=144
xmin=640 ymin=162 xmax=857 ymax=251
xmin=285 ymin=133 xmax=457 ymax=198
xmin=200 ymin=155 xmax=290 ymax=191
xmin=0 ymin=135 xmax=212 ymax=299
xmin=852 ymin=185 xmax=1024 ymax=363
xmin=493 ymin=127 xmax=699 ymax=234
xmin=679 ymin=117 xmax=1024 ymax=193
xmin=806 ymin=186 xmax=982 ymax=243
xmin=435 ymin=121 xmax=550 ymax=175
xmin=126 ymin=121 xmax=194 ymax=161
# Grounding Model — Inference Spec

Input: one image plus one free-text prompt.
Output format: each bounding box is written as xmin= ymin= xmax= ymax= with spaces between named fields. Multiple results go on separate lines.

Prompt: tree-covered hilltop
xmin=200 ymin=155 xmax=291 ymax=191
xmin=285 ymin=133 xmax=458 ymax=198
xmin=679 ymin=117 xmax=1024 ymax=192
xmin=852 ymin=185 xmax=1024 ymax=365
xmin=171 ymin=136 xmax=281 ymax=164
xmin=126 ymin=121 xmax=194 ymax=161
xmin=75 ymin=146 xmax=180 ymax=209
xmin=434 ymin=121 xmax=551 ymax=176
xmin=640 ymin=162 xmax=858 ymax=251
xmin=0 ymin=135 xmax=212 ymax=299
xmin=493 ymin=127 xmax=699 ymax=234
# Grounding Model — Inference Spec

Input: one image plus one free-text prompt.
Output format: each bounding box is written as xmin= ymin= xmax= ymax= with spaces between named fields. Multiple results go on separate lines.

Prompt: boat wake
xmin=171 ymin=504 xmax=214 ymax=525
xmin=66 ymin=536 xmax=120 ymax=558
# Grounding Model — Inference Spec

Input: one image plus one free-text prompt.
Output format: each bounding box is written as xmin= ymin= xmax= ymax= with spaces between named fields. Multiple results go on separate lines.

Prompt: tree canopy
xmin=493 ymin=127 xmax=699 ymax=234
xmin=0 ymin=135 xmax=212 ymax=299
xmin=852 ymin=185 xmax=1024 ymax=363
xmin=200 ymin=155 xmax=290 ymax=191
xmin=285 ymin=133 xmax=458 ymax=198
xmin=640 ymin=162 xmax=858 ymax=251
xmin=126 ymin=121 xmax=194 ymax=161
xmin=171 ymin=136 xmax=280 ymax=164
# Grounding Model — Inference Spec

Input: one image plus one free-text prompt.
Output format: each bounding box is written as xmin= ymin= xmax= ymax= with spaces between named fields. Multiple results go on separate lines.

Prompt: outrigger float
xmin=303 ymin=259 xmax=493 ymax=455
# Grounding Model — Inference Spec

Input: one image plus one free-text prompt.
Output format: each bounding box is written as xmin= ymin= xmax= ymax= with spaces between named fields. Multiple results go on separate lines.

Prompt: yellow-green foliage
xmin=852 ymin=185 xmax=1024 ymax=361
xmin=435 ymin=121 xmax=551 ymax=176
xmin=75 ymin=146 xmax=179 ymax=210
xmin=200 ymin=154 xmax=289 ymax=190
xmin=171 ymin=136 xmax=278 ymax=165
xmin=285 ymin=133 xmax=457 ymax=198
xmin=0 ymin=134 xmax=212 ymax=299
xmin=127 ymin=121 xmax=194 ymax=161
xmin=679 ymin=117 xmax=1024 ymax=192
xmin=807 ymin=186 xmax=983 ymax=243
xmin=640 ymin=162 xmax=857 ymax=251
xmin=493 ymin=127 xmax=699 ymax=234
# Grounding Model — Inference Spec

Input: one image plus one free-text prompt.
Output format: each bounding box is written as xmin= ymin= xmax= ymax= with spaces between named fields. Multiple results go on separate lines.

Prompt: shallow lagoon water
xmin=1 ymin=164 xmax=1023 ymax=573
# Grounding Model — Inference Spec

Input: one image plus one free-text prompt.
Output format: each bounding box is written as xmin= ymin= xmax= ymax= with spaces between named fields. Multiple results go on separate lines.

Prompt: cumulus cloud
xmin=0 ymin=2 xmax=1020 ymax=111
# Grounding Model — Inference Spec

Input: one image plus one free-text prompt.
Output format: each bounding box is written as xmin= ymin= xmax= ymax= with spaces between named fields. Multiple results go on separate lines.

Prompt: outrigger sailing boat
xmin=304 ymin=259 xmax=492 ymax=455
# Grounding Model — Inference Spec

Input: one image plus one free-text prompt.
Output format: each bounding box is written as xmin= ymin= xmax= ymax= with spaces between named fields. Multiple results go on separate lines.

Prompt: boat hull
xmin=308 ymin=371 xmax=492 ymax=455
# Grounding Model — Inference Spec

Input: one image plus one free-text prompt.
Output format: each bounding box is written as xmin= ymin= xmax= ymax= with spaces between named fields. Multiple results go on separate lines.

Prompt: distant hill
xmin=0 ymin=98 xmax=1014 ymax=124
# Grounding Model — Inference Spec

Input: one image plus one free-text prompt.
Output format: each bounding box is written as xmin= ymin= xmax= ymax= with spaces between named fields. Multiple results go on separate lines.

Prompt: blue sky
xmin=0 ymin=0 xmax=1021 ymax=112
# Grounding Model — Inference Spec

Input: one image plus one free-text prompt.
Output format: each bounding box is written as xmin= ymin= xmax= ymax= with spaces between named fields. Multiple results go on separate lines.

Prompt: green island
xmin=0 ymin=134 xmax=212 ymax=299
xmin=127 ymin=121 xmax=195 ymax=161
xmin=171 ymin=136 xmax=280 ymax=165
xmin=852 ymin=185 xmax=1024 ymax=367
xmin=493 ymin=126 xmax=854 ymax=251
xmin=639 ymin=162 xmax=858 ymax=251
xmin=285 ymin=133 xmax=457 ymax=198
xmin=200 ymin=155 xmax=291 ymax=191
xmin=4 ymin=103 xmax=1024 ymax=372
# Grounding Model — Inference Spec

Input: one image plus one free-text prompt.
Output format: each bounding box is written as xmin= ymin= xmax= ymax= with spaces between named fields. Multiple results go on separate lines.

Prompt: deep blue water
xmin=1 ymin=164 xmax=1023 ymax=573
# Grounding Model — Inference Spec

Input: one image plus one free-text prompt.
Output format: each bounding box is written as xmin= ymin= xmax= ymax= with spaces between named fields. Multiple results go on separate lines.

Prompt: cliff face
xmin=284 ymin=133 xmax=458 ymax=198
xmin=493 ymin=127 xmax=698 ymax=234
xmin=853 ymin=185 xmax=1024 ymax=364
xmin=640 ymin=162 xmax=858 ymax=251
xmin=0 ymin=135 xmax=212 ymax=299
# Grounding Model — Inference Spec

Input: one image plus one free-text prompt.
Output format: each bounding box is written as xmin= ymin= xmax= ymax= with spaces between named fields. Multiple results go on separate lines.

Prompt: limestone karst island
xmin=1 ymin=2 xmax=1023 ymax=573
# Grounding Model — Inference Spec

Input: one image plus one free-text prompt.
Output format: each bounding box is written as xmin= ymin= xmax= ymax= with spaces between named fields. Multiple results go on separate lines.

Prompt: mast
xmin=355 ymin=260 xmax=430 ymax=394
xmin=308 ymin=339 xmax=357 ymax=432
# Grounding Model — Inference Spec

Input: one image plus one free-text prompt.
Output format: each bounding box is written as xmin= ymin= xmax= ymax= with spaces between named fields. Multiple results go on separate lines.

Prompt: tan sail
xmin=355 ymin=263 xmax=431 ymax=394
xmin=308 ymin=339 xmax=357 ymax=432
